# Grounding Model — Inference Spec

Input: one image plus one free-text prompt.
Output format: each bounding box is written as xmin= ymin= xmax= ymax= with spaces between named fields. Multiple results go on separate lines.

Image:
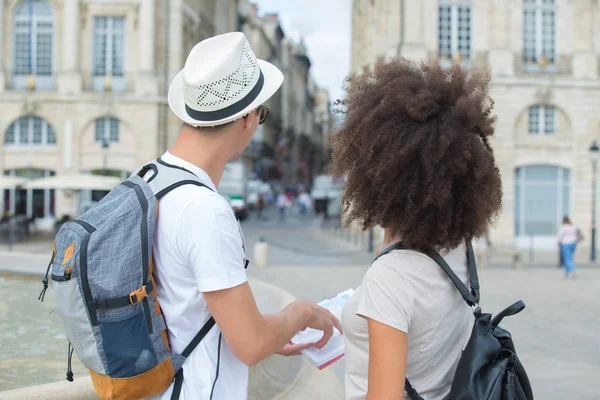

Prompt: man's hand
xmin=300 ymin=301 xmax=343 ymax=349
xmin=204 ymin=284 xmax=343 ymax=366
xmin=277 ymin=341 xmax=315 ymax=357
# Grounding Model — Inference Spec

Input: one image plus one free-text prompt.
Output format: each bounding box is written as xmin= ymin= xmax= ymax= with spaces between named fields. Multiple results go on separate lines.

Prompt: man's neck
xmin=168 ymin=128 xmax=233 ymax=187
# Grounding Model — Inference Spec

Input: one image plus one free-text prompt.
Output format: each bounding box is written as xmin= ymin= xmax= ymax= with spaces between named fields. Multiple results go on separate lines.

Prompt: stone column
xmin=572 ymin=1 xmax=597 ymax=78
xmin=139 ymin=0 xmax=155 ymax=72
xmin=401 ymin=0 xmax=427 ymax=60
xmin=58 ymin=0 xmax=82 ymax=93
xmin=9 ymin=171 xmax=15 ymax=215
xmin=63 ymin=120 xmax=73 ymax=170
xmin=136 ymin=0 xmax=158 ymax=95
xmin=0 ymin=0 xmax=6 ymax=92
xmin=487 ymin=1 xmax=515 ymax=76
xmin=63 ymin=0 xmax=79 ymax=73
xmin=26 ymin=188 xmax=32 ymax=218
xmin=168 ymin=0 xmax=183 ymax=84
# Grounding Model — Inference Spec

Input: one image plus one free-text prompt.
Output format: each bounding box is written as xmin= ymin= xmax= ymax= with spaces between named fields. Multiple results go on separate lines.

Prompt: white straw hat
xmin=168 ymin=32 xmax=284 ymax=127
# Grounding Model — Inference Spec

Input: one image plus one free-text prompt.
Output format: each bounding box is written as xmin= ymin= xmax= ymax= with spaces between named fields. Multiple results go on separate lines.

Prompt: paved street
xmin=242 ymin=205 xmax=373 ymax=267
xmin=0 ymin=206 xmax=599 ymax=399
xmin=241 ymin=207 xmax=600 ymax=400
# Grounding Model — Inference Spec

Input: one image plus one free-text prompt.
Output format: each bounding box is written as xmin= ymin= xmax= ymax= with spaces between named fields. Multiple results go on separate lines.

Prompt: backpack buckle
xmin=129 ymin=286 xmax=148 ymax=305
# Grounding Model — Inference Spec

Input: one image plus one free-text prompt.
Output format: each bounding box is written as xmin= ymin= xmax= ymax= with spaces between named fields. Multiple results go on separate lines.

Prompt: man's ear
xmin=242 ymin=110 xmax=256 ymax=130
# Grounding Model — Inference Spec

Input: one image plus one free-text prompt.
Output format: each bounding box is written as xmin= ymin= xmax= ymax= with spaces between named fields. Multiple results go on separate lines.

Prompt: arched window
xmin=94 ymin=117 xmax=120 ymax=143
xmin=528 ymin=105 xmax=556 ymax=135
xmin=515 ymin=165 xmax=570 ymax=237
xmin=13 ymin=0 xmax=54 ymax=89
xmin=5 ymin=116 xmax=56 ymax=145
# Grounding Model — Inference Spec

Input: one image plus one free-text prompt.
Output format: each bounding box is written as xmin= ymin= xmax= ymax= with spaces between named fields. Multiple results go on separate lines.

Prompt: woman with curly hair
xmin=335 ymin=58 xmax=503 ymax=400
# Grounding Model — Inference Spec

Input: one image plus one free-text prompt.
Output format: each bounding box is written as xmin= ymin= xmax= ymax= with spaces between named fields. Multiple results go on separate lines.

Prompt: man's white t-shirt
xmin=148 ymin=152 xmax=249 ymax=400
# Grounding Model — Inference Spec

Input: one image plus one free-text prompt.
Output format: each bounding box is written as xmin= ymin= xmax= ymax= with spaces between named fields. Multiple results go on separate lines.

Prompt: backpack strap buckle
xmin=129 ymin=285 xmax=148 ymax=305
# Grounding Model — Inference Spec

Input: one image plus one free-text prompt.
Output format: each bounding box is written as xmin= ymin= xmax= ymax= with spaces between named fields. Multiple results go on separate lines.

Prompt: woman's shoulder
xmin=374 ymin=243 xmax=466 ymax=267
xmin=368 ymin=244 xmax=468 ymax=282
xmin=368 ymin=249 xmax=433 ymax=283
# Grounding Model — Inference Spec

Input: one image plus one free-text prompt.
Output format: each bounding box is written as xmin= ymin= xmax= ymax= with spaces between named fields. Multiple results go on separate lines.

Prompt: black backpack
xmin=374 ymin=242 xmax=534 ymax=400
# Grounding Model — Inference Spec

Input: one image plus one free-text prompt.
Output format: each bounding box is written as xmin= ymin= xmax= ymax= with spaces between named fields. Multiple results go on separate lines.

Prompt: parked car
xmin=311 ymin=175 xmax=343 ymax=215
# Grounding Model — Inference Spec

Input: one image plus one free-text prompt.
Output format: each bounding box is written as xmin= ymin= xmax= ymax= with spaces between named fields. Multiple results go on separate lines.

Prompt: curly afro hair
xmin=331 ymin=58 xmax=502 ymax=250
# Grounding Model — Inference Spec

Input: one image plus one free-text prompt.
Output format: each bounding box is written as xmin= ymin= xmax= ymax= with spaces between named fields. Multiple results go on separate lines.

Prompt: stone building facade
xmin=352 ymin=0 xmax=600 ymax=250
xmin=0 ymin=0 xmax=237 ymax=221
xmin=0 ymin=0 xmax=331 ymax=222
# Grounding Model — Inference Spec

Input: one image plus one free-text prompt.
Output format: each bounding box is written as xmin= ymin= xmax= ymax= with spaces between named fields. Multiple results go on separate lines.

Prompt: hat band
xmin=184 ymin=70 xmax=265 ymax=122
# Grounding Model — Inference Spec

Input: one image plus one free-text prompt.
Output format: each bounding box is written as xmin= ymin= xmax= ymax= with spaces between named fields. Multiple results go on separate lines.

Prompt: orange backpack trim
xmin=62 ymin=243 xmax=75 ymax=266
xmin=89 ymin=357 xmax=174 ymax=400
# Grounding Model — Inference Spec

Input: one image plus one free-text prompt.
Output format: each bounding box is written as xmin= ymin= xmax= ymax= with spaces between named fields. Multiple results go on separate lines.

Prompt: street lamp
xmin=102 ymin=139 xmax=110 ymax=177
xmin=589 ymin=141 xmax=599 ymax=262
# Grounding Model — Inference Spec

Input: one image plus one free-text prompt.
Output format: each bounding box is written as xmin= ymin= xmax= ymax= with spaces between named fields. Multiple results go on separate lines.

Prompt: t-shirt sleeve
xmin=175 ymin=196 xmax=247 ymax=293
xmin=356 ymin=259 xmax=415 ymax=333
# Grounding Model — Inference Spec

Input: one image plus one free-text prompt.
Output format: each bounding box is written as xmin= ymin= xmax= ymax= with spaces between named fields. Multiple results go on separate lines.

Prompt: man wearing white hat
xmin=149 ymin=32 xmax=341 ymax=400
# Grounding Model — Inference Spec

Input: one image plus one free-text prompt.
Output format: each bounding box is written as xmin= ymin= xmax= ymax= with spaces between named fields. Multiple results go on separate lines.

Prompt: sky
xmin=254 ymin=0 xmax=352 ymax=102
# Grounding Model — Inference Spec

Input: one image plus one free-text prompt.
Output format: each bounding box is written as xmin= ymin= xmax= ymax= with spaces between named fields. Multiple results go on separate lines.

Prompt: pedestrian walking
xmin=277 ymin=192 xmax=288 ymax=222
xmin=558 ymin=216 xmax=581 ymax=278
xmin=332 ymin=59 xmax=508 ymax=399
xmin=256 ymin=193 xmax=266 ymax=220
xmin=298 ymin=190 xmax=312 ymax=216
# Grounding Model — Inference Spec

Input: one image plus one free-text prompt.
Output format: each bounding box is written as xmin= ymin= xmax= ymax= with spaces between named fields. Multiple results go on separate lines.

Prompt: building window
xmin=12 ymin=0 xmax=54 ymax=90
xmin=523 ymin=0 xmax=556 ymax=67
xmin=95 ymin=117 xmax=119 ymax=143
xmin=4 ymin=116 xmax=56 ymax=146
xmin=515 ymin=165 xmax=570 ymax=236
xmin=529 ymin=105 xmax=556 ymax=135
xmin=438 ymin=1 xmax=472 ymax=61
xmin=93 ymin=16 xmax=126 ymax=91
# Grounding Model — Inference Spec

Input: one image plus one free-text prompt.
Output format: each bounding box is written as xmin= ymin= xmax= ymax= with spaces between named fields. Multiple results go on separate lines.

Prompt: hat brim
xmin=168 ymin=59 xmax=284 ymax=128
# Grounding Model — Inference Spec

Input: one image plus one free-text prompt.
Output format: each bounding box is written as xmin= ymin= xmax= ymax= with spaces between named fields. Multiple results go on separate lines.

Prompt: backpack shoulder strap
xmin=137 ymin=157 xmax=213 ymax=199
xmin=465 ymin=242 xmax=480 ymax=303
xmin=170 ymin=317 xmax=217 ymax=400
xmin=136 ymin=159 xmax=219 ymax=400
xmin=373 ymin=243 xmax=479 ymax=400
xmin=371 ymin=241 xmax=480 ymax=307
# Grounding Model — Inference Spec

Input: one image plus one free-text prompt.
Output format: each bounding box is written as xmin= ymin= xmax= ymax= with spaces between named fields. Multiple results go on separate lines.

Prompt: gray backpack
xmin=39 ymin=158 xmax=227 ymax=400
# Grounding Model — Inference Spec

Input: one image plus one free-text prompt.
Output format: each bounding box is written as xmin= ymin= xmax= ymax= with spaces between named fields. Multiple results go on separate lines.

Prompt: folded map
xmin=291 ymin=288 xmax=355 ymax=370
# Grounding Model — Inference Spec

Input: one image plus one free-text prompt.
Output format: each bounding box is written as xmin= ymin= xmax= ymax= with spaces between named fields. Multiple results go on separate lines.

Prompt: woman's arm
xmin=365 ymin=317 xmax=409 ymax=400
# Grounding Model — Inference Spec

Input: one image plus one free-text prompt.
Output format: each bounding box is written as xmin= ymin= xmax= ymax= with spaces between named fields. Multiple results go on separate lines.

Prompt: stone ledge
xmin=0 ymin=376 xmax=98 ymax=400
